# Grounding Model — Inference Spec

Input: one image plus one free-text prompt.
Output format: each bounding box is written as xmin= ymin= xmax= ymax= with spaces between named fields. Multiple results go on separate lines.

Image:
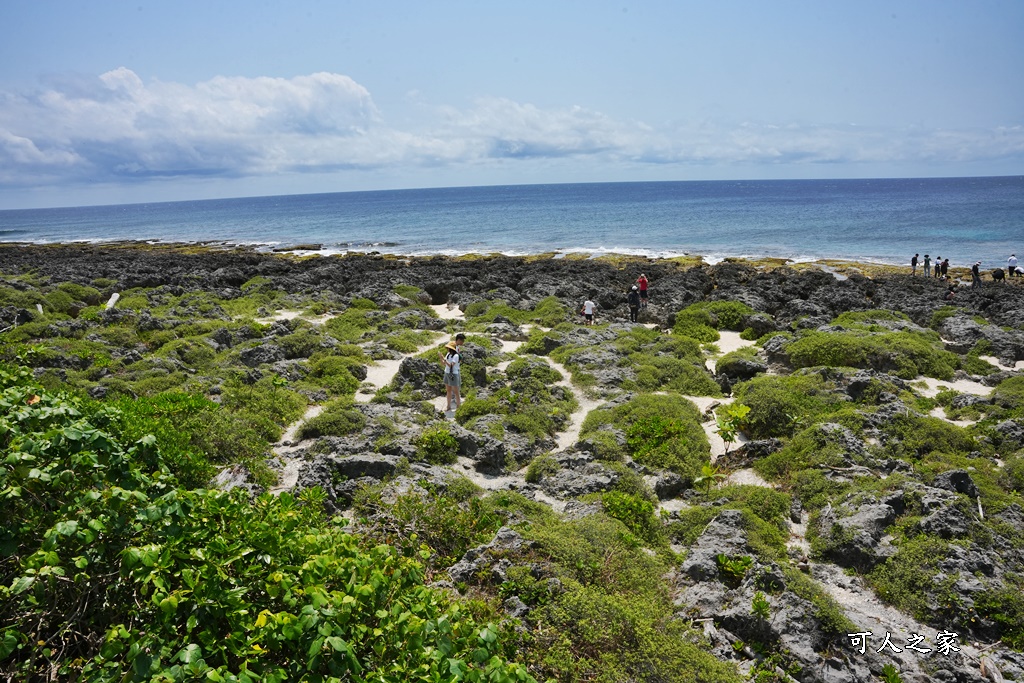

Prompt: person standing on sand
xmin=637 ymin=273 xmax=649 ymax=308
xmin=941 ymin=258 xmax=949 ymax=278
xmin=923 ymin=255 xmax=931 ymax=278
xmin=581 ymin=298 xmax=596 ymax=326
xmin=627 ymin=285 xmax=641 ymax=323
xmin=972 ymin=262 xmax=983 ymax=289
xmin=1009 ymin=254 xmax=1018 ymax=278
xmin=438 ymin=341 xmax=462 ymax=412
xmin=911 ymin=253 xmax=919 ymax=275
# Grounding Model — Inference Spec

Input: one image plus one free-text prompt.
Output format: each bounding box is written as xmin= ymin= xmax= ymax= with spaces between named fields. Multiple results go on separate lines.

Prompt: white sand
xmin=914 ymin=376 xmax=991 ymax=398
xmin=544 ymin=355 xmax=603 ymax=451
xmin=705 ymin=330 xmax=757 ymax=373
xmin=254 ymin=310 xmax=338 ymax=326
xmin=928 ymin=406 xmax=977 ymax=428
xmin=356 ymin=336 xmax=442 ymax=403
xmin=979 ymin=354 xmax=1024 ymax=372
xmin=430 ymin=304 xmax=465 ymax=321
xmin=269 ymin=404 xmax=324 ymax=495
xmin=725 ymin=468 xmax=772 ymax=488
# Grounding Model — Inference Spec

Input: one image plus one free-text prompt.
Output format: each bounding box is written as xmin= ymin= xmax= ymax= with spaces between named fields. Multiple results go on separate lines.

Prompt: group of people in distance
xmin=911 ymin=253 xmax=1020 ymax=294
xmin=580 ymin=273 xmax=650 ymax=326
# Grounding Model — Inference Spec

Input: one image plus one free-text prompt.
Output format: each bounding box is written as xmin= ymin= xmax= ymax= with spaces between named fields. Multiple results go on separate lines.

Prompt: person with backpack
xmin=627 ymin=285 xmax=641 ymax=323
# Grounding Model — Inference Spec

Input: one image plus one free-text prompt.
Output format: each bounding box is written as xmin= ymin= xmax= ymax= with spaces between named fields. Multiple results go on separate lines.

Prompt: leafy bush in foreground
xmin=0 ymin=364 xmax=533 ymax=682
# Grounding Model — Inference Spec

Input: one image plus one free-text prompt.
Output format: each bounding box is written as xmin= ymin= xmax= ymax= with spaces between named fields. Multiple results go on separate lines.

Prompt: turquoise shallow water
xmin=1 ymin=176 xmax=1022 ymax=269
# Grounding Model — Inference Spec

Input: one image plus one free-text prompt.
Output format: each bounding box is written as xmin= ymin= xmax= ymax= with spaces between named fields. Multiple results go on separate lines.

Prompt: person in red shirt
xmin=636 ymin=273 xmax=649 ymax=308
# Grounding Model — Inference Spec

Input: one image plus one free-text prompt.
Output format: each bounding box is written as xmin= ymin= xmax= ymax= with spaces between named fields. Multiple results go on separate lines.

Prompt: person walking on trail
xmin=923 ymin=255 xmax=931 ymax=278
xmin=911 ymin=253 xmax=919 ymax=275
xmin=438 ymin=340 xmax=462 ymax=413
xmin=636 ymin=273 xmax=649 ymax=308
xmin=1009 ymin=254 xmax=1018 ymax=278
xmin=627 ymin=285 xmax=641 ymax=323
xmin=941 ymin=258 xmax=949 ymax=278
xmin=581 ymin=298 xmax=596 ymax=326
xmin=971 ymin=262 xmax=983 ymax=289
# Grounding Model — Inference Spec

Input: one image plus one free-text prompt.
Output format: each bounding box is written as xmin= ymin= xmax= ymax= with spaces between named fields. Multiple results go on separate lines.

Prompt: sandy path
xmin=915 ymin=376 xmax=991 ymax=398
xmin=356 ymin=336 xmax=443 ymax=403
xmin=542 ymin=355 xmax=603 ymax=451
xmin=928 ymin=406 xmax=977 ymax=428
xmin=268 ymin=404 xmax=324 ymax=495
xmin=979 ymin=354 xmax=1024 ymax=372
xmin=705 ymin=330 xmax=757 ymax=373
xmin=430 ymin=303 xmax=465 ymax=321
xmin=254 ymin=310 xmax=339 ymax=326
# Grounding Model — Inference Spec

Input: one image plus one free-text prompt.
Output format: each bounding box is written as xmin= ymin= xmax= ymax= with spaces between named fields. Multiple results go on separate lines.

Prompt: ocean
xmin=1 ymin=177 xmax=1022 ymax=269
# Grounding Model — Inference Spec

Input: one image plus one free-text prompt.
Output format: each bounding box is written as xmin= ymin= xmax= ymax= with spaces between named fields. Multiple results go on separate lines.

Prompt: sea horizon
xmin=2 ymin=176 xmax=1022 ymax=270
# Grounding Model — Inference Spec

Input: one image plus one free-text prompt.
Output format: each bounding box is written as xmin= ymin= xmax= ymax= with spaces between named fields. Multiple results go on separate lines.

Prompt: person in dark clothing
xmin=627 ymin=286 xmax=641 ymax=323
xmin=923 ymin=255 xmax=931 ymax=276
xmin=941 ymin=259 xmax=949 ymax=277
xmin=972 ymin=262 xmax=982 ymax=289
xmin=911 ymin=253 xmax=919 ymax=275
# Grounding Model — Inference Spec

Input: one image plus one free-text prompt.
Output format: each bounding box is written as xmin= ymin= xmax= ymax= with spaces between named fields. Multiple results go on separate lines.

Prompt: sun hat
xmin=444 ymin=341 xmax=458 ymax=351
xmin=631 ymin=285 xmax=638 ymax=290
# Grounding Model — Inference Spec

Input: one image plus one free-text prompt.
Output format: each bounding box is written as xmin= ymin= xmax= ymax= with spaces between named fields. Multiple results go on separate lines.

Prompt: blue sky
xmin=1 ymin=0 xmax=1022 ymax=209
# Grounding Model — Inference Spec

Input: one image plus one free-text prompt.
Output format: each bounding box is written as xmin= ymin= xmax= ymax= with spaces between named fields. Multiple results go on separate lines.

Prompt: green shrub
xmin=582 ymin=394 xmax=708 ymax=479
xmin=297 ymin=400 xmax=366 ymax=440
xmin=307 ymin=355 xmax=363 ymax=395
xmin=992 ymin=376 xmax=1024 ymax=411
xmin=732 ymin=373 xmax=844 ymax=439
xmin=157 ymin=337 xmax=216 ymax=368
xmin=879 ymin=413 xmax=975 ymax=460
xmin=867 ymin=534 xmax=950 ymax=619
xmin=277 ymin=328 xmax=325 ymax=359
xmin=786 ymin=329 xmax=958 ymax=380
xmin=43 ymin=289 xmax=75 ymax=314
xmin=601 ymin=491 xmax=663 ymax=546
xmin=354 ymin=487 xmax=504 ymax=569
xmin=672 ymin=308 xmax=719 ymax=342
xmin=56 ymin=282 xmax=102 ymax=305
xmin=415 ymin=423 xmax=460 ymax=465
xmin=526 ymin=453 xmax=560 ymax=483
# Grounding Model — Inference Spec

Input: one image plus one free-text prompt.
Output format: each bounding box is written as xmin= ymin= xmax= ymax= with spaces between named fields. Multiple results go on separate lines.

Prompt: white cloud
xmin=0 ymin=68 xmax=1021 ymax=189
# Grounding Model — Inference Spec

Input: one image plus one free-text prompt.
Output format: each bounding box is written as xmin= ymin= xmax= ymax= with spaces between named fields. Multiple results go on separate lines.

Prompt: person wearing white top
xmin=581 ymin=299 xmax=596 ymax=325
xmin=437 ymin=341 xmax=462 ymax=412
xmin=1009 ymin=254 xmax=1018 ymax=278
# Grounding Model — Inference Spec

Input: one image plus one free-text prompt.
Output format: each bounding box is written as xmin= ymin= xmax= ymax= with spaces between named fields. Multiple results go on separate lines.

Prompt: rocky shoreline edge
xmin=2 ymin=241 xmax=1024 ymax=682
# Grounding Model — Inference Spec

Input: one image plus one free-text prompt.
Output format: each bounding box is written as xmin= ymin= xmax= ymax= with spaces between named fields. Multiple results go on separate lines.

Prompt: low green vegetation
xmin=547 ymin=326 xmax=721 ymax=396
xmin=671 ymin=300 xmax=754 ymax=342
xmin=785 ymin=328 xmax=958 ymax=380
xmin=580 ymin=393 xmax=709 ymax=480
xmin=457 ymin=357 xmax=576 ymax=447
xmin=731 ymin=372 xmax=846 ymax=439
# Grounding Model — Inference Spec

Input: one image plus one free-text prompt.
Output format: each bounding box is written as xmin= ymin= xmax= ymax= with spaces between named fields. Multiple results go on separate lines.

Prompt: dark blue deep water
xmin=1 ymin=177 xmax=1022 ymax=269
